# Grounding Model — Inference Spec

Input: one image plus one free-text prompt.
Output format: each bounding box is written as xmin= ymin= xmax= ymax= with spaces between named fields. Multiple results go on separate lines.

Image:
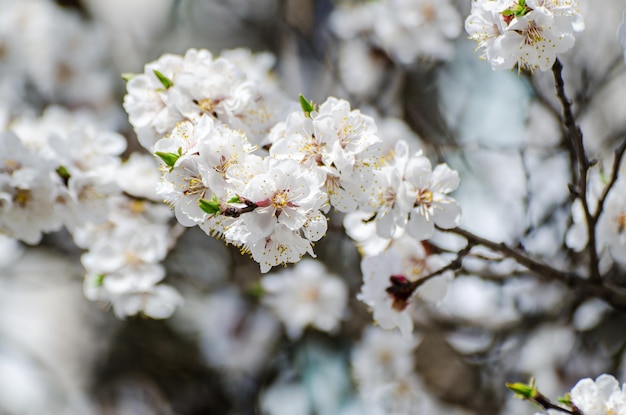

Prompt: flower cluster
xmin=121 ymin=48 xmax=463 ymax=337
xmin=124 ymin=49 xmax=462 ymax=279
xmin=330 ymin=0 xmax=462 ymax=65
xmin=0 ymin=0 xmax=114 ymax=115
xmin=465 ymin=0 xmax=585 ymax=71
xmin=328 ymin=0 xmax=462 ymax=98
xmin=0 ymin=107 xmax=182 ymax=318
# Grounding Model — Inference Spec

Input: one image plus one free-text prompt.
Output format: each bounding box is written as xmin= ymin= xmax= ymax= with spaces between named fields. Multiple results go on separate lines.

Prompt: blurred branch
xmin=594 ymin=137 xmax=626 ymax=222
xmin=552 ymin=58 xmax=601 ymax=283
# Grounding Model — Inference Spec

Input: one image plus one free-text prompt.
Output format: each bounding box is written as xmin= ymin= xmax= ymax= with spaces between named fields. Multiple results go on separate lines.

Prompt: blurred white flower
xmin=261 ymin=259 xmax=348 ymax=339
xmin=359 ymin=249 xmax=415 ymax=338
xmin=351 ymin=326 xmax=423 ymax=414
xmin=0 ymin=131 xmax=62 ymax=244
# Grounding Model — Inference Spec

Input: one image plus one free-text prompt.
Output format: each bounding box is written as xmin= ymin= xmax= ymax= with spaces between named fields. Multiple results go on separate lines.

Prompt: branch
xmin=534 ymin=393 xmax=583 ymax=415
xmin=442 ymin=226 xmax=626 ymax=311
xmin=552 ymin=58 xmax=601 ymax=282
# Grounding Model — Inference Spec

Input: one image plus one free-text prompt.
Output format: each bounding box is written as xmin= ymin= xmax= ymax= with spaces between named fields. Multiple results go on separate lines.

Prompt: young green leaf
xmin=155 ymin=151 xmax=180 ymax=169
xmin=153 ymin=69 xmax=174 ymax=89
xmin=199 ymin=196 xmax=221 ymax=215
xmin=506 ymin=381 xmax=537 ymax=400
xmin=299 ymin=94 xmax=315 ymax=117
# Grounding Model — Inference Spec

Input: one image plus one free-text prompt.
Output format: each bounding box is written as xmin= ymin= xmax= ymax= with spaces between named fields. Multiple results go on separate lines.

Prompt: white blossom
xmin=0 ymin=131 xmax=62 ymax=244
xmin=359 ymin=249 xmax=415 ymax=338
xmin=465 ymin=0 xmax=584 ymax=71
xmin=570 ymin=374 xmax=626 ymax=415
xmin=260 ymin=259 xmax=348 ymax=339
xmin=402 ymin=153 xmax=461 ymax=240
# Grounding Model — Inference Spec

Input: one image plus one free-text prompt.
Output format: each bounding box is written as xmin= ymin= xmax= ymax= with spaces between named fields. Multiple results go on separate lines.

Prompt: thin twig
xmin=534 ymin=393 xmax=583 ymax=415
xmin=552 ymin=58 xmax=601 ymax=283
xmin=594 ymin=137 xmax=626 ymax=222
xmin=386 ymin=242 xmax=474 ymax=301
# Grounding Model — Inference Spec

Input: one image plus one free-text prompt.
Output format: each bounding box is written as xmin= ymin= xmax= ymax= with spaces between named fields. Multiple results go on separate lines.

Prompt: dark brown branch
xmin=534 ymin=392 xmax=583 ymax=415
xmin=386 ymin=242 xmax=474 ymax=303
xmin=552 ymin=58 xmax=601 ymax=283
xmin=442 ymin=226 xmax=626 ymax=312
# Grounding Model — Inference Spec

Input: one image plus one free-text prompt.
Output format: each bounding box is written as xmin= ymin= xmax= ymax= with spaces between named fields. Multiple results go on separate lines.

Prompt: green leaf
xmin=121 ymin=72 xmax=136 ymax=82
xmin=153 ymin=69 xmax=174 ymax=89
xmin=227 ymin=195 xmax=241 ymax=204
xmin=299 ymin=94 xmax=315 ymax=117
xmin=502 ymin=9 xmax=514 ymax=16
xmin=506 ymin=381 xmax=537 ymax=400
xmin=199 ymin=195 xmax=221 ymax=215
xmin=155 ymin=151 xmax=180 ymax=168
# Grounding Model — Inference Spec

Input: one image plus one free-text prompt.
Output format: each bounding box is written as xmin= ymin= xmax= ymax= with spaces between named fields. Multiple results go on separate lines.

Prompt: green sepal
xmin=227 ymin=195 xmax=241 ymax=204
xmin=247 ymin=281 xmax=265 ymax=298
xmin=506 ymin=381 xmax=537 ymax=400
xmin=299 ymin=94 xmax=315 ymax=117
xmin=155 ymin=148 xmax=181 ymax=170
xmin=121 ymin=72 xmax=136 ymax=82
xmin=198 ymin=195 xmax=221 ymax=216
xmin=557 ymin=393 xmax=572 ymax=407
xmin=153 ymin=69 xmax=174 ymax=89
xmin=94 ymin=274 xmax=105 ymax=287
xmin=56 ymin=165 xmax=71 ymax=181
xmin=502 ymin=9 xmax=514 ymax=16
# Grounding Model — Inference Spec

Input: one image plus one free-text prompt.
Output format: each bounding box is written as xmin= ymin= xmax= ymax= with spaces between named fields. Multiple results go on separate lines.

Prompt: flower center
xmin=522 ymin=21 xmax=543 ymax=45
xmin=272 ymin=190 xmax=290 ymax=209
xmin=13 ymin=188 xmax=31 ymax=208
xmin=197 ymin=97 xmax=224 ymax=116
xmin=183 ymin=177 xmax=206 ymax=196
xmin=214 ymin=154 xmax=238 ymax=177
xmin=416 ymin=189 xmax=433 ymax=207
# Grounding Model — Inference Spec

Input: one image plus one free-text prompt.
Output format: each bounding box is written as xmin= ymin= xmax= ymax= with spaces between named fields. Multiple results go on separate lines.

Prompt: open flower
xmin=465 ymin=0 xmax=584 ymax=71
xmin=401 ymin=153 xmax=461 ymax=240
xmin=570 ymin=374 xmax=626 ymax=415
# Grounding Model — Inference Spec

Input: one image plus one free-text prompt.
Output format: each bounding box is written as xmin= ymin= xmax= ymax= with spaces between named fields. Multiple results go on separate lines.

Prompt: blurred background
xmin=2 ymin=0 xmax=626 ymax=414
